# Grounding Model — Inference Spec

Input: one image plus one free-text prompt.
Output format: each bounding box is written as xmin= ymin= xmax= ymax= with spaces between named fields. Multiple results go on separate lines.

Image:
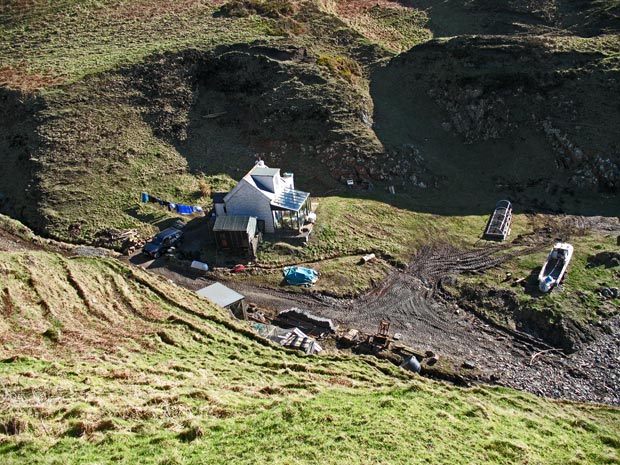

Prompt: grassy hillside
xmin=2 ymin=0 xmax=617 ymax=242
xmin=0 ymin=0 xmax=619 ymax=381
xmin=1 ymin=233 xmax=619 ymax=464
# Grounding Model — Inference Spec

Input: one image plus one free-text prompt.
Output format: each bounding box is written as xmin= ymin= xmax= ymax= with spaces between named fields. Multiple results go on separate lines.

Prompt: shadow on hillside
xmin=365 ymin=36 xmax=620 ymax=218
xmin=137 ymin=42 xmax=620 ymax=220
xmin=407 ymin=0 xmax=620 ymax=38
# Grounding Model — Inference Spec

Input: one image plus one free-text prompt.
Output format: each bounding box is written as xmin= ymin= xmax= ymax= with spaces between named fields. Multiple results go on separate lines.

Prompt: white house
xmin=215 ymin=165 xmax=311 ymax=233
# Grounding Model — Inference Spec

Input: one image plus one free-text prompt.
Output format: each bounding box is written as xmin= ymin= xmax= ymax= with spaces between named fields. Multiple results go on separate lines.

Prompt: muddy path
xmin=145 ymin=243 xmax=620 ymax=406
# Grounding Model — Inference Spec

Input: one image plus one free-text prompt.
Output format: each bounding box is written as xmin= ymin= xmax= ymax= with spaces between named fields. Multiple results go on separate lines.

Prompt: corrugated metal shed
xmin=196 ymin=282 xmax=245 ymax=308
xmin=271 ymin=188 xmax=309 ymax=212
xmin=213 ymin=216 xmax=257 ymax=236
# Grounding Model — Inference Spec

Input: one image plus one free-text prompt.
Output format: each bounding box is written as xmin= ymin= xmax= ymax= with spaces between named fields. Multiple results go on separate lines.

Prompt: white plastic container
xmin=190 ymin=260 xmax=209 ymax=272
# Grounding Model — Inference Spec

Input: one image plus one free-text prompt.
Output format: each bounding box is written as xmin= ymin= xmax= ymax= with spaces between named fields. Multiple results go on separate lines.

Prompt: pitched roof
xmin=223 ymin=167 xmax=275 ymax=203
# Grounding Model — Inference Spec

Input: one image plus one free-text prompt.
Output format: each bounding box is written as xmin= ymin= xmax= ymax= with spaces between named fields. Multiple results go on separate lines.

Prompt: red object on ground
xmin=232 ymin=264 xmax=245 ymax=273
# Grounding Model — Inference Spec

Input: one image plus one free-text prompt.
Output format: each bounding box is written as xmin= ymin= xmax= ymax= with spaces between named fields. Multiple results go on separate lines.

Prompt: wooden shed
xmin=213 ymin=215 xmax=260 ymax=258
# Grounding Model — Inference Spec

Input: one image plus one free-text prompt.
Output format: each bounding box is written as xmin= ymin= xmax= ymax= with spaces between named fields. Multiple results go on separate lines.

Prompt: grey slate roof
xmin=196 ymin=282 xmax=245 ymax=308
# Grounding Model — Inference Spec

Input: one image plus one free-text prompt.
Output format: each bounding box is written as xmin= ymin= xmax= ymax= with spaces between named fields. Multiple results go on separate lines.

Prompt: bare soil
xmin=144 ymin=238 xmax=620 ymax=406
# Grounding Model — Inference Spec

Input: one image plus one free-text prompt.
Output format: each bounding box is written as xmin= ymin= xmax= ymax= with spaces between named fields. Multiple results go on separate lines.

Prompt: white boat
xmin=538 ymin=243 xmax=574 ymax=292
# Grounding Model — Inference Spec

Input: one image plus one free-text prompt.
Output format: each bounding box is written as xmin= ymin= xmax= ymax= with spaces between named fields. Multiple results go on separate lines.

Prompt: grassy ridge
xmin=0 ymin=245 xmax=619 ymax=464
xmin=0 ymin=0 xmax=265 ymax=89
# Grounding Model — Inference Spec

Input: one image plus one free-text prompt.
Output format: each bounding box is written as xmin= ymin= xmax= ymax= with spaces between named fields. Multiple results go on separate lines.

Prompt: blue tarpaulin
xmin=283 ymin=266 xmax=319 ymax=287
xmin=176 ymin=204 xmax=194 ymax=215
xmin=141 ymin=193 xmax=203 ymax=215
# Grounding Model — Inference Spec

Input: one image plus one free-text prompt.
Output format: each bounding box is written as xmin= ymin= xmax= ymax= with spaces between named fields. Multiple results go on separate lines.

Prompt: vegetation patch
xmin=217 ymin=0 xmax=295 ymax=18
xmin=319 ymin=0 xmax=431 ymax=52
xmin=452 ymin=218 xmax=620 ymax=350
xmin=0 ymin=243 xmax=619 ymax=464
xmin=317 ymin=55 xmax=362 ymax=83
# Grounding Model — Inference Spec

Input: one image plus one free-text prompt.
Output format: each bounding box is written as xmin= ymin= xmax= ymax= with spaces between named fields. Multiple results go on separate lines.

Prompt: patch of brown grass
xmin=198 ymin=180 xmax=212 ymax=198
xmin=108 ymin=0 xmax=220 ymax=20
xmin=0 ymin=66 xmax=65 ymax=92
xmin=317 ymin=55 xmax=362 ymax=84
xmin=322 ymin=0 xmax=410 ymax=18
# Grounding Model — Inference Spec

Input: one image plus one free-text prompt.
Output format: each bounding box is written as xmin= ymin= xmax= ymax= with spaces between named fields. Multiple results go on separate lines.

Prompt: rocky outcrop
xmin=542 ymin=121 xmax=620 ymax=192
xmin=128 ymin=45 xmax=383 ymax=185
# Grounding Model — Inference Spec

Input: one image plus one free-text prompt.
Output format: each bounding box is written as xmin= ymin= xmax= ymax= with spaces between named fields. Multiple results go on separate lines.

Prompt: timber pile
xmin=94 ymin=228 xmax=145 ymax=254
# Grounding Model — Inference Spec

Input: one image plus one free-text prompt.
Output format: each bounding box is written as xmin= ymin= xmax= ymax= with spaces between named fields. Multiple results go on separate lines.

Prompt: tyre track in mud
xmin=149 ymin=242 xmax=620 ymax=405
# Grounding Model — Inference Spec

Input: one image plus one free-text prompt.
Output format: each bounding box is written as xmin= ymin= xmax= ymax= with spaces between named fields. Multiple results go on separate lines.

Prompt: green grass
xmin=1 ymin=0 xmax=619 ymax=356
xmin=454 ymin=218 xmax=620 ymax=334
xmin=0 ymin=1 xmax=273 ymax=88
xmin=229 ymin=195 xmax=438 ymax=294
xmin=0 ymin=245 xmax=618 ymax=464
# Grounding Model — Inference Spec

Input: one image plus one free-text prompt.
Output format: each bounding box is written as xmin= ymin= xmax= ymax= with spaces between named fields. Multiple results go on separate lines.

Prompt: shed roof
xmin=196 ymin=282 xmax=245 ymax=308
xmin=271 ymin=188 xmax=309 ymax=212
xmin=213 ymin=215 xmax=257 ymax=236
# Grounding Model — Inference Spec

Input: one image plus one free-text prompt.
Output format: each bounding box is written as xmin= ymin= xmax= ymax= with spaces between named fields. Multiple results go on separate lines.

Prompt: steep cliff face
xmin=130 ymin=45 xmax=382 ymax=183
xmin=0 ymin=89 xmax=43 ymax=229
xmin=371 ymin=35 xmax=620 ymax=213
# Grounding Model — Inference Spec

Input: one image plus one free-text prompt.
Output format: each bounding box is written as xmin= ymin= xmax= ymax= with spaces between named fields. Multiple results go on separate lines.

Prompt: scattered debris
xmin=529 ymin=348 xmax=563 ymax=366
xmin=252 ymin=324 xmax=322 ymax=354
xmin=361 ymin=253 xmax=376 ymax=264
xmin=273 ymin=308 xmax=334 ymax=337
xmin=366 ymin=320 xmax=391 ymax=350
xmin=402 ymin=355 xmax=421 ymax=373
xmin=190 ymin=260 xmax=209 ymax=272
xmin=94 ymin=228 xmax=145 ymax=254
xmin=339 ymin=328 xmax=360 ymax=346
xmin=281 ymin=328 xmax=323 ymax=354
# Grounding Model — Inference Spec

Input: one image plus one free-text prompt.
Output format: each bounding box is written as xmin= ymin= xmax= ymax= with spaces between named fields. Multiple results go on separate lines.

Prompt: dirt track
xmin=144 ymin=251 xmax=619 ymax=405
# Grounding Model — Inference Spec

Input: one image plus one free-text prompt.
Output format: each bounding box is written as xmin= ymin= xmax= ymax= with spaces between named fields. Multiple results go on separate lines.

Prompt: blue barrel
xmin=141 ymin=192 xmax=149 ymax=203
